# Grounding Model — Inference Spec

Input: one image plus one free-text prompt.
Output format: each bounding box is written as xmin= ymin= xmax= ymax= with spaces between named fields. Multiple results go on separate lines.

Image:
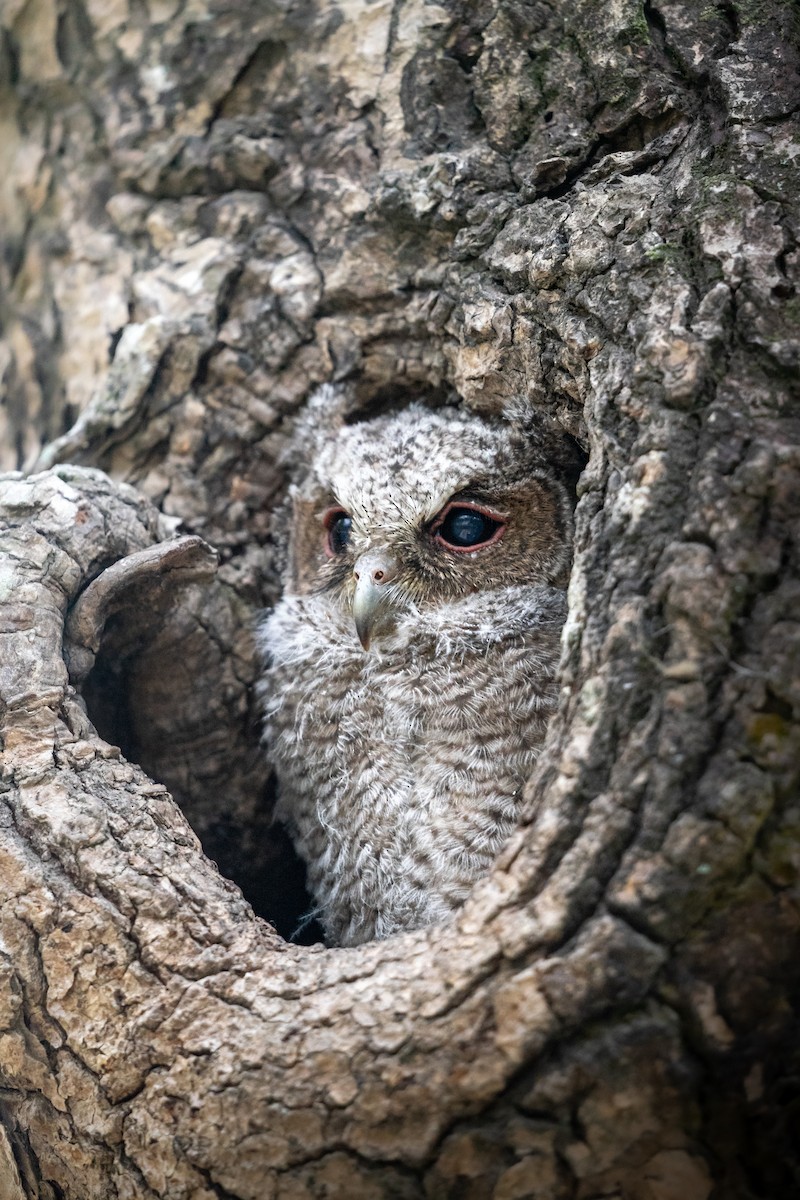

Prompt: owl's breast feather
xmin=257 ymin=583 xmax=566 ymax=945
xmin=260 ymin=583 xmax=566 ymax=664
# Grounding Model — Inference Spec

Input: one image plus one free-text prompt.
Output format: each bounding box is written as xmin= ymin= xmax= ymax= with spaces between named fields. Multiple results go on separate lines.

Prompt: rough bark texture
xmin=0 ymin=0 xmax=798 ymax=1197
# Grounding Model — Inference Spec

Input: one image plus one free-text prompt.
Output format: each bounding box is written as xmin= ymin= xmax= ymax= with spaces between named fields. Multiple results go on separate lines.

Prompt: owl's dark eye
xmin=432 ymin=503 xmax=505 ymax=552
xmin=323 ymin=507 xmax=352 ymax=556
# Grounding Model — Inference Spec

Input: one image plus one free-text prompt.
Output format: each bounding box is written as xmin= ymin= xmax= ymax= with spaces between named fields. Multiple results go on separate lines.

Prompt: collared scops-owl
xmin=258 ymin=387 xmax=577 ymax=947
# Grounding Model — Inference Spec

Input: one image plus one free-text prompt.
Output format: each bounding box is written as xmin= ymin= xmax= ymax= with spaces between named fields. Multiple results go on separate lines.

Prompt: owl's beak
xmin=352 ymin=551 xmax=399 ymax=651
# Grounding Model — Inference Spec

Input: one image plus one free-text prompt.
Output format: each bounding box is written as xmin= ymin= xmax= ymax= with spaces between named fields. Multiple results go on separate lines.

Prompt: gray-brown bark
xmin=0 ymin=0 xmax=798 ymax=1196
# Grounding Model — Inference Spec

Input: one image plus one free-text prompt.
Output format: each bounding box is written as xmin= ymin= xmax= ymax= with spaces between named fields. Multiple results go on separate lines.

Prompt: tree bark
xmin=1 ymin=0 xmax=798 ymax=1197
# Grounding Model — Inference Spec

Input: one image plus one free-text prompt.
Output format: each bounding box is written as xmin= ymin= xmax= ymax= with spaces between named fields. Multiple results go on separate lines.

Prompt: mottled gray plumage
xmin=259 ymin=388 xmax=574 ymax=947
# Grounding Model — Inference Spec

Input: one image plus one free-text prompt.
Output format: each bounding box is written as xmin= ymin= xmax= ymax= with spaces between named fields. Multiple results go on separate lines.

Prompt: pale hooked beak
xmin=352 ymin=551 xmax=399 ymax=651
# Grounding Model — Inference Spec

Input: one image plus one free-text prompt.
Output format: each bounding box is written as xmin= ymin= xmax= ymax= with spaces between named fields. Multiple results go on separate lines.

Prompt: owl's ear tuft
xmin=288 ymin=381 xmax=461 ymax=459
xmin=505 ymin=397 xmax=588 ymax=498
xmin=280 ymin=384 xmax=352 ymax=480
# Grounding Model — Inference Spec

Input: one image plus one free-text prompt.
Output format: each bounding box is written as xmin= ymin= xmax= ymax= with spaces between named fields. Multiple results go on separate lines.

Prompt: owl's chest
xmin=260 ymin=590 xmax=561 ymax=942
xmin=265 ymin=620 xmax=541 ymax=831
xmin=268 ymin=643 xmax=444 ymax=803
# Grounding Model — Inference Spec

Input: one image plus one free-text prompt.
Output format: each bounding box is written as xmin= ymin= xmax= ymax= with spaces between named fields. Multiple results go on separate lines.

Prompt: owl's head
xmin=284 ymin=396 xmax=577 ymax=649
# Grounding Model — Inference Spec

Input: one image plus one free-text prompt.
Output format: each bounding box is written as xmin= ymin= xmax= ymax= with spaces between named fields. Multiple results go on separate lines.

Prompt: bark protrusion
xmin=64 ymin=535 xmax=218 ymax=684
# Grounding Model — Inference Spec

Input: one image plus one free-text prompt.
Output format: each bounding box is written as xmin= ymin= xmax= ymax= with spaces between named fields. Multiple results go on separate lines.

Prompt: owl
xmin=258 ymin=387 xmax=576 ymax=947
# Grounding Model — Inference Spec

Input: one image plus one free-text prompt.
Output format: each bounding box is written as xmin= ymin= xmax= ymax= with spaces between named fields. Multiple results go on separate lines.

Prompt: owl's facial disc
xmin=352 ymin=550 xmax=400 ymax=650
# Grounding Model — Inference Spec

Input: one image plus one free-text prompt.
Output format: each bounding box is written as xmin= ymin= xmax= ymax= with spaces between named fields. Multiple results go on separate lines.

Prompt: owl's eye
xmin=323 ymin=507 xmax=352 ymax=556
xmin=432 ymin=503 xmax=505 ymax=552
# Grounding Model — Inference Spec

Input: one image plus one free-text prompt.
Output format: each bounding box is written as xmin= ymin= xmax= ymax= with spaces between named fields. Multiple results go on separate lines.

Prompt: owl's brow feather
xmin=345 ymin=483 xmax=453 ymax=533
xmin=352 ymin=491 xmax=407 ymax=528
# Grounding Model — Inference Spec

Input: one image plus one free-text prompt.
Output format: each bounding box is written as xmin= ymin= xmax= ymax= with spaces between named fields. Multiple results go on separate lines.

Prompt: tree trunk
xmin=1 ymin=0 xmax=798 ymax=1196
